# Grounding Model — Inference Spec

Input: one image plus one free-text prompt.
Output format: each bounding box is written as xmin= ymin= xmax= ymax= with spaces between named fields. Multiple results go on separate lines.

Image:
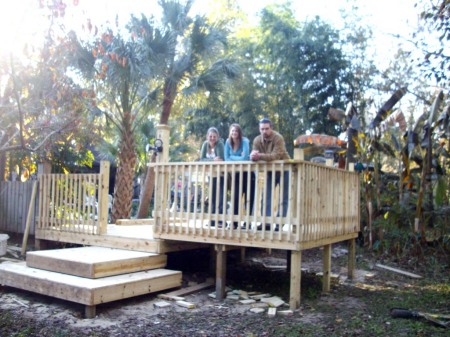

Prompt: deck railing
xmin=36 ymin=162 xmax=110 ymax=235
xmin=152 ymin=160 xmax=360 ymax=250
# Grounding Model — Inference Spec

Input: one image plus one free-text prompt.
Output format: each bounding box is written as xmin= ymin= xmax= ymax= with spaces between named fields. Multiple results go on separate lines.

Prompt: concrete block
xmin=176 ymin=301 xmax=195 ymax=309
xmin=268 ymin=307 xmax=277 ymax=317
xmin=154 ymin=301 xmax=171 ymax=308
xmin=261 ymin=296 xmax=285 ymax=308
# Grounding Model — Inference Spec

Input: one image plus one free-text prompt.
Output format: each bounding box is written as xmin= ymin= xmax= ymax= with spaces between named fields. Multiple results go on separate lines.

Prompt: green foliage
xmin=184 ymin=2 xmax=358 ymax=153
xmin=416 ymin=0 xmax=450 ymax=84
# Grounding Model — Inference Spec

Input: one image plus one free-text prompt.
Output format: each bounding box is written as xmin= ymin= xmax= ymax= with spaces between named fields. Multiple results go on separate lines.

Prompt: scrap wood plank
xmin=375 ymin=264 xmax=423 ymax=279
xmin=160 ymin=278 xmax=214 ymax=297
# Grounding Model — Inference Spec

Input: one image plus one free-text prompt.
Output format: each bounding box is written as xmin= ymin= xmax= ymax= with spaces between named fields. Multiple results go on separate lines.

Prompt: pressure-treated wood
xmin=289 ymin=250 xmax=302 ymax=310
xmin=322 ymin=244 xmax=331 ymax=292
xmin=36 ymin=165 xmax=110 ymax=236
xmin=152 ymin=161 xmax=359 ymax=251
xmin=116 ymin=219 xmax=155 ymax=225
xmin=0 ymin=262 xmax=182 ymax=317
xmin=21 ymin=181 xmax=38 ymax=255
xmin=30 ymin=158 xmax=360 ymax=311
xmin=215 ymin=244 xmax=227 ymax=300
xmin=348 ymin=238 xmax=356 ymax=279
xmin=26 ymin=247 xmax=167 ymax=278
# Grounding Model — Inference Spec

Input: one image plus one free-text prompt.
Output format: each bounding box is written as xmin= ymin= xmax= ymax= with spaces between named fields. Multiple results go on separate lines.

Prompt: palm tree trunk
xmin=110 ymin=117 xmax=137 ymax=223
xmin=137 ymin=82 xmax=176 ymax=218
xmin=136 ymin=153 xmax=157 ymax=218
xmin=159 ymin=80 xmax=176 ymax=125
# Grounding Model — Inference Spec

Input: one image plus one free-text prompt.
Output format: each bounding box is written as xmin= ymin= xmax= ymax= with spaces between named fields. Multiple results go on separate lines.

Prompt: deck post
xmin=156 ymin=124 xmax=170 ymax=163
xmin=293 ymin=148 xmax=304 ymax=160
xmin=98 ymin=161 xmax=110 ymax=234
xmin=348 ymin=238 xmax=356 ymax=279
xmin=289 ymin=250 xmax=302 ymax=310
xmin=347 ymin=163 xmax=357 ymax=280
xmin=85 ymin=305 xmax=96 ymax=319
xmin=323 ymin=244 xmax=332 ymax=292
xmin=240 ymin=247 xmax=246 ymax=263
xmin=215 ymin=244 xmax=227 ymax=300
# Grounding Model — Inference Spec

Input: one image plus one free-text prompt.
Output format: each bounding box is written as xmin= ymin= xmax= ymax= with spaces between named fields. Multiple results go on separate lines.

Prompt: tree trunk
xmin=159 ymin=80 xmax=176 ymax=125
xmin=136 ymin=153 xmax=157 ymax=218
xmin=110 ymin=116 xmax=137 ymax=224
xmin=0 ymin=152 xmax=5 ymax=182
xmin=136 ymin=81 xmax=176 ymax=217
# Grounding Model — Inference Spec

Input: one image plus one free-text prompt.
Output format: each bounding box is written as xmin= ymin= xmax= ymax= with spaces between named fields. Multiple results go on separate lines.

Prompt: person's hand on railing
xmin=250 ymin=150 xmax=260 ymax=161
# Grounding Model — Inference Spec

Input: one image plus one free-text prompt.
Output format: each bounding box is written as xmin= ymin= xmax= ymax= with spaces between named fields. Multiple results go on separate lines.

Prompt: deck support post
xmin=240 ymin=248 xmax=246 ymax=263
xmin=348 ymin=238 xmax=356 ymax=279
xmin=323 ymin=244 xmax=332 ymax=292
xmin=85 ymin=305 xmax=96 ymax=319
xmin=215 ymin=244 xmax=227 ymax=300
xmin=286 ymin=250 xmax=291 ymax=272
xmin=289 ymin=250 xmax=301 ymax=310
xmin=34 ymin=239 xmax=51 ymax=251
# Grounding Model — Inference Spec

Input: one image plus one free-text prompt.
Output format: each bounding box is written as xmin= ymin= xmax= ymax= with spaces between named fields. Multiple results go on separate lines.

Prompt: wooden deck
xmin=35 ymin=223 xmax=208 ymax=253
xmin=26 ymin=157 xmax=360 ymax=311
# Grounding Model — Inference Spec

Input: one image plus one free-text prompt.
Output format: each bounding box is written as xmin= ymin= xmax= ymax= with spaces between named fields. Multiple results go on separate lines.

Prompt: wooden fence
xmin=0 ymin=180 xmax=38 ymax=235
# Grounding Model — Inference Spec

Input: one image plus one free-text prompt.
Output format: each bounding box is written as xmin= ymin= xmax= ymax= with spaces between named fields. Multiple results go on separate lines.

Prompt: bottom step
xmin=0 ymin=262 xmax=182 ymax=318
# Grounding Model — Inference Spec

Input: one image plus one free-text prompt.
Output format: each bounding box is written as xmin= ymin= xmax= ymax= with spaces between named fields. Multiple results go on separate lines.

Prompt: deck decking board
xmin=26 ymin=247 xmax=167 ymax=278
xmin=0 ymin=262 xmax=182 ymax=306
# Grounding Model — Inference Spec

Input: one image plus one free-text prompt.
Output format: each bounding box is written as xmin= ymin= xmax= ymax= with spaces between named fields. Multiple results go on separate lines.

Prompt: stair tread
xmin=0 ymin=261 xmax=182 ymax=305
xmin=26 ymin=246 xmax=167 ymax=278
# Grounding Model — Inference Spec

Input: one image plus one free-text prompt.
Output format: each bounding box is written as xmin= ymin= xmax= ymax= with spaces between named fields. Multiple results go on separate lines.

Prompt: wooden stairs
xmin=0 ymin=246 xmax=182 ymax=318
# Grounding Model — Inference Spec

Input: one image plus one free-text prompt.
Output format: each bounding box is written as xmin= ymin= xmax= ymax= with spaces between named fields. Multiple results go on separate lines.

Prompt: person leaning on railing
xmin=250 ymin=117 xmax=291 ymax=231
xmin=224 ymin=123 xmax=255 ymax=229
xmin=200 ymin=127 xmax=225 ymax=227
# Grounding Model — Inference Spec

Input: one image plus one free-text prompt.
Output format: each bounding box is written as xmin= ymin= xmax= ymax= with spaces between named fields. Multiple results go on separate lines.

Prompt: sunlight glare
xmin=0 ymin=1 xmax=46 ymax=61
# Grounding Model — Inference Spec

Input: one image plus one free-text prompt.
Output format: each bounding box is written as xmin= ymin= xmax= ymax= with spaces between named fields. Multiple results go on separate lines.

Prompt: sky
xmin=0 ymin=0 xmax=420 ymax=65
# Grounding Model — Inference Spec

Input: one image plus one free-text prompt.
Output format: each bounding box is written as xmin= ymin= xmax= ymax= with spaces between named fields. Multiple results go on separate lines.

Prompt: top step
xmin=26 ymin=246 xmax=167 ymax=278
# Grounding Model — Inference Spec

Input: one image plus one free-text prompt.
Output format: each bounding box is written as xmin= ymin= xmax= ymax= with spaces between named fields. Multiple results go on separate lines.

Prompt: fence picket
xmin=0 ymin=181 xmax=37 ymax=235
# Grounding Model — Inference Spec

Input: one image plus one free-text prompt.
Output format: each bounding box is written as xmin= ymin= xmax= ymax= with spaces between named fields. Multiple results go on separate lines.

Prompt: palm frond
xmin=159 ymin=0 xmax=194 ymax=32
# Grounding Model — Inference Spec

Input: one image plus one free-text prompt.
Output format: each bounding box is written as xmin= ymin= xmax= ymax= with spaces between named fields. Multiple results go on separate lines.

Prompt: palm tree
xmin=67 ymin=16 xmax=171 ymax=222
xmin=136 ymin=0 xmax=239 ymax=218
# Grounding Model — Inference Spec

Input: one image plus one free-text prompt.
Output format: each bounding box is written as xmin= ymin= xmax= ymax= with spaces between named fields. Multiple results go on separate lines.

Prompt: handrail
xmin=152 ymin=160 xmax=360 ymax=250
xmin=36 ymin=162 xmax=110 ymax=235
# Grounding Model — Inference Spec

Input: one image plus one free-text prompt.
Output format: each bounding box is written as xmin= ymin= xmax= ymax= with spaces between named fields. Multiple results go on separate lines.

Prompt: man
xmin=250 ymin=118 xmax=290 ymax=230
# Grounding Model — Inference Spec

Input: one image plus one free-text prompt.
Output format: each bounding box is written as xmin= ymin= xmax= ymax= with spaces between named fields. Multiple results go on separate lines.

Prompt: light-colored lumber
xmin=215 ymin=244 xmax=227 ymax=300
xmin=156 ymin=294 xmax=185 ymax=301
xmin=161 ymin=279 xmax=214 ymax=297
xmin=278 ymin=310 xmax=294 ymax=316
xmin=323 ymin=244 xmax=331 ymax=292
xmin=176 ymin=300 xmax=195 ymax=309
xmin=0 ymin=262 xmax=181 ymax=306
xmin=26 ymin=247 xmax=167 ymax=278
xmin=85 ymin=305 xmax=96 ymax=319
xmin=21 ymin=181 xmax=37 ymax=256
xmin=348 ymin=238 xmax=356 ymax=279
xmin=375 ymin=264 xmax=423 ymax=279
xmin=289 ymin=250 xmax=301 ymax=310
xmin=115 ymin=219 xmax=155 ymax=226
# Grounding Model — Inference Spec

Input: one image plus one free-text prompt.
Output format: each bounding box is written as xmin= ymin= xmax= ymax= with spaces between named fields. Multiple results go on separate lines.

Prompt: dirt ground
xmin=0 ymin=238 xmax=449 ymax=337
